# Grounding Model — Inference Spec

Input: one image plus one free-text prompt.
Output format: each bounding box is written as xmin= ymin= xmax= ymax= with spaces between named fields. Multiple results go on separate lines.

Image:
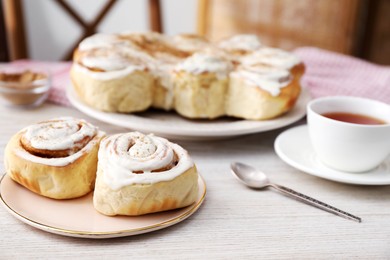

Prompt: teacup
xmin=307 ymin=96 xmax=390 ymax=172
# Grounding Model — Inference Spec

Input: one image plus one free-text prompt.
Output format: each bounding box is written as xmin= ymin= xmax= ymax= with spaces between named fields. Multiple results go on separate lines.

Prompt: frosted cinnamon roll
xmin=119 ymin=32 xmax=192 ymax=111
xmin=93 ymin=132 xmax=198 ymax=216
xmin=172 ymin=52 xmax=233 ymax=119
xmin=4 ymin=117 xmax=105 ymax=199
xmin=70 ymin=31 xmax=306 ymax=121
xmin=71 ymin=33 xmax=155 ymax=113
xmin=226 ymin=64 xmax=301 ymax=120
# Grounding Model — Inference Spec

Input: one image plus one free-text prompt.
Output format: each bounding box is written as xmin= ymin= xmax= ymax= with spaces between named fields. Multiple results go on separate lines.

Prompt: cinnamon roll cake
xmin=71 ymin=32 xmax=304 ymax=120
xmin=93 ymin=132 xmax=198 ymax=216
xmin=4 ymin=117 xmax=105 ymax=199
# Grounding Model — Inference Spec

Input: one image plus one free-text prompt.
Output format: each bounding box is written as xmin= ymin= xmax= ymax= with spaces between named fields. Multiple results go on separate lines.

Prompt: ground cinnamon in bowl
xmin=0 ymin=70 xmax=51 ymax=107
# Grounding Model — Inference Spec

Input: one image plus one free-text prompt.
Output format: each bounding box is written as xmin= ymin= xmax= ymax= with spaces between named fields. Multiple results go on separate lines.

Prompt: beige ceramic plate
xmin=0 ymin=174 xmax=206 ymax=239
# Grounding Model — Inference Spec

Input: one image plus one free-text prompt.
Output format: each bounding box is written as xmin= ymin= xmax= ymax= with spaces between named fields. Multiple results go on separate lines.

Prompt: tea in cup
xmin=307 ymin=96 xmax=390 ymax=172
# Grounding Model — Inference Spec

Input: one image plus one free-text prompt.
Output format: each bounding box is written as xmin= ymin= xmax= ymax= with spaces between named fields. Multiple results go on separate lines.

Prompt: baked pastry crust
xmin=93 ymin=132 xmax=199 ymax=216
xmin=173 ymin=71 xmax=229 ymax=119
xmin=4 ymin=117 xmax=105 ymax=199
xmin=151 ymin=62 xmax=177 ymax=111
xmin=94 ymin=165 xmax=198 ymax=216
xmin=172 ymin=52 xmax=232 ymax=119
xmin=71 ymin=65 xmax=154 ymax=113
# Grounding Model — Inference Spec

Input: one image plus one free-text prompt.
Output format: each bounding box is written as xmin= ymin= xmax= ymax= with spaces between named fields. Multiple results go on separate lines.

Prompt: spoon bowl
xmin=231 ymin=162 xmax=270 ymax=188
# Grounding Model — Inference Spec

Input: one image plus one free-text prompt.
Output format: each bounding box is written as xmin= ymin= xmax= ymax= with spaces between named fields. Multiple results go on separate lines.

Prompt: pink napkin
xmin=293 ymin=47 xmax=390 ymax=104
xmin=7 ymin=48 xmax=390 ymax=107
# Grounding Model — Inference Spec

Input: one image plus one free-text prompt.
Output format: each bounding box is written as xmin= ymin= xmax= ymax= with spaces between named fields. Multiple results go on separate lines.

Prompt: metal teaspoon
xmin=231 ymin=162 xmax=362 ymax=223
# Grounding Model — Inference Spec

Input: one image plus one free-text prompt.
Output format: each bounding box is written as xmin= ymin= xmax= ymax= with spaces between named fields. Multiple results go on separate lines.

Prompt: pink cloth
xmin=293 ymin=47 xmax=390 ymax=104
xmin=6 ymin=48 xmax=390 ymax=107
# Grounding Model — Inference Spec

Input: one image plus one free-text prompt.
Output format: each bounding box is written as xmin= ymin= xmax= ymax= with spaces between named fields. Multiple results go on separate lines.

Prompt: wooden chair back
xmin=197 ymin=0 xmax=368 ymax=56
xmin=1 ymin=0 xmax=162 ymax=61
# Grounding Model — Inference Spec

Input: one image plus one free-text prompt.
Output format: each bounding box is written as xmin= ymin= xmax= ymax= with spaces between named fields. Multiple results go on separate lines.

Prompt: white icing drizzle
xmin=218 ymin=34 xmax=262 ymax=52
xmin=15 ymin=117 xmax=104 ymax=167
xmin=78 ymin=33 xmax=157 ymax=76
xmin=98 ymin=132 xmax=194 ymax=190
xmin=242 ymin=47 xmax=301 ymax=69
xmin=175 ymin=53 xmax=232 ymax=79
xmin=171 ymin=34 xmax=210 ymax=52
xmin=23 ymin=117 xmax=96 ymax=150
xmin=79 ymin=34 xmax=122 ymax=51
xmin=81 ymin=55 xmax=130 ymax=71
xmin=73 ymin=63 xmax=145 ymax=81
xmin=15 ymin=134 xmax=103 ymax=167
xmin=231 ymin=66 xmax=291 ymax=96
xmin=119 ymin=31 xmax=169 ymax=43
xmin=75 ymin=32 xmax=300 ymax=90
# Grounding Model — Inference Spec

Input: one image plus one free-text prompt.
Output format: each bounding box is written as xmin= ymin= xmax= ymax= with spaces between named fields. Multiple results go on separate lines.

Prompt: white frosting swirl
xmin=98 ymin=132 xmax=194 ymax=190
xmin=231 ymin=66 xmax=291 ymax=96
xmin=79 ymin=34 xmax=122 ymax=51
xmin=73 ymin=63 xmax=145 ymax=81
xmin=16 ymin=117 xmax=104 ymax=166
xmin=175 ymin=53 xmax=232 ymax=79
xmin=74 ymin=32 xmax=301 ymax=95
xmin=242 ymin=47 xmax=301 ymax=69
xmin=77 ymin=43 xmax=156 ymax=80
xmin=171 ymin=34 xmax=210 ymax=52
xmin=218 ymin=34 xmax=262 ymax=52
xmin=81 ymin=55 xmax=131 ymax=71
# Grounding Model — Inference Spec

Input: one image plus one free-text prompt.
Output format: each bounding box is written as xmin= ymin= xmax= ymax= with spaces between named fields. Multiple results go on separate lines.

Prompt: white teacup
xmin=307 ymin=96 xmax=390 ymax=172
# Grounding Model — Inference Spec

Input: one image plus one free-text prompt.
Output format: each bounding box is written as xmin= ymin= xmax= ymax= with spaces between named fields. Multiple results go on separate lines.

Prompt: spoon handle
xmin=270 ymin=184 xmax=362 ymax=223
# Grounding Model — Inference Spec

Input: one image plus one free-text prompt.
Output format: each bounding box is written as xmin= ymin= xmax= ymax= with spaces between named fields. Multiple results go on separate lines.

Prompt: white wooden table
xmin=1 ymin=102 xmax=389 ymax=259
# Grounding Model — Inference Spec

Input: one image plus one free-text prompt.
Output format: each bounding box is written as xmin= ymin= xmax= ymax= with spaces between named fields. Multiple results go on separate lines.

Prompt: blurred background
xmin=1 ymin=0 xmax=390 ymax=64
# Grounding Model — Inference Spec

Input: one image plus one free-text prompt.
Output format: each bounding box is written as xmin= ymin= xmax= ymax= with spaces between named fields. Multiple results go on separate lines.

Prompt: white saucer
xmin=274 ymin=125 xmax=390 ymax=185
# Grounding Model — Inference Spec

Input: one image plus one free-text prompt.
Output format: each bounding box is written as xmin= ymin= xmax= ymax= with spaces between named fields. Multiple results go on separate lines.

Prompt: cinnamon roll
xmin=172 ymin=52 xmax=233 ymax=119
xmin=93 ymin=132 xmax=198 ymax=216
xmin=4 ymin=117 xmax=105 ymax=199
xmin=71 ymin=33 xmax=155 ymax=113
xmin=226 ymin=64 xmax=301 ymax=120
xmin=241 ymin=47 xmax=305 ymax=81
xmin=118 ymin=32 xmax=191 ymax=111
